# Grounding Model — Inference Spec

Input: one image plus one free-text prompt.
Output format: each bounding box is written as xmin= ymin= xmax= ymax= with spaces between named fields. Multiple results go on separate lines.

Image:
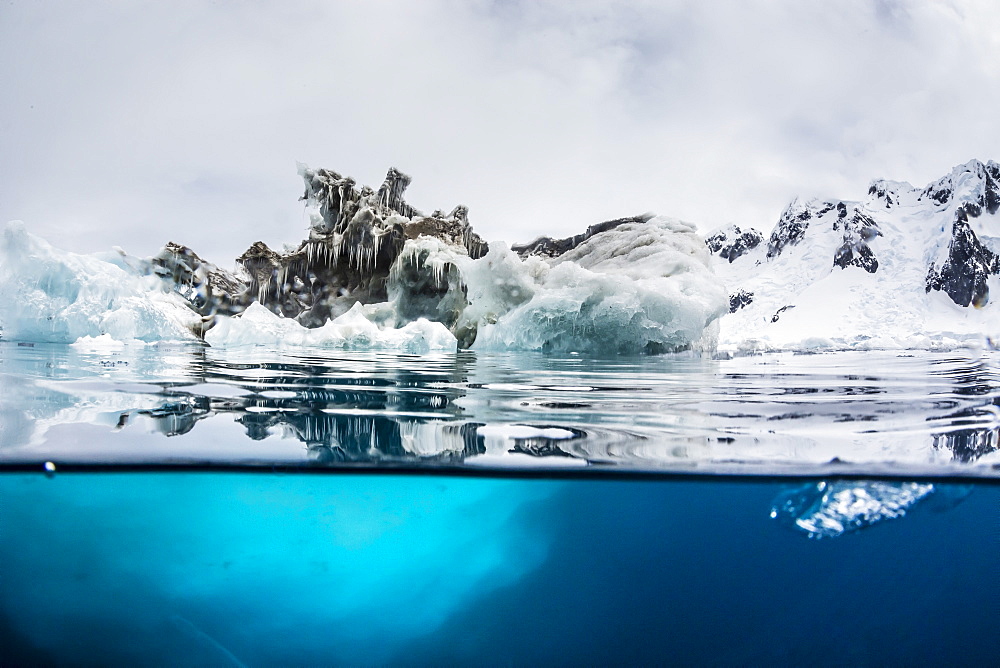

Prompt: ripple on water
xmin=0 ymin=343 xmax=997 ymax=477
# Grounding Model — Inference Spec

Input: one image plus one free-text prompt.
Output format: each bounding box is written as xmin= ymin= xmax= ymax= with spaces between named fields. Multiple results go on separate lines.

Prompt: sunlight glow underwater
xmin=0 ymin=473 xmax=556 ymax=666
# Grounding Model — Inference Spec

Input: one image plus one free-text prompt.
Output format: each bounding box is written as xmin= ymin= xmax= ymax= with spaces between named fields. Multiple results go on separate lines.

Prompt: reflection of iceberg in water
xmin=1 ymin=344 xmax=998 ymax=474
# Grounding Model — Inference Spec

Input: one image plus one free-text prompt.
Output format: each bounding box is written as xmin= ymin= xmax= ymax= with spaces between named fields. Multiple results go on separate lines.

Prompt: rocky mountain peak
xmin=766 ymin=197 xmax=820 ymax=259
xmin=705 ymin=224 xmax=764 ymax=263
xmin=918 ymin=159 xmax=1000 ymax=213
xmin=866 ymin=179 xmax=912 ymax=209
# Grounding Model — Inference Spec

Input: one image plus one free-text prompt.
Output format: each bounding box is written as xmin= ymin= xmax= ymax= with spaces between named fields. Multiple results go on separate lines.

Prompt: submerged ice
xmin=770 ymin=480 xmax=975 ymax=539
xmin=0 ymin=472 xmax=555 ymax=665
xmin=770 ymin=480 xmax=936 ymax=539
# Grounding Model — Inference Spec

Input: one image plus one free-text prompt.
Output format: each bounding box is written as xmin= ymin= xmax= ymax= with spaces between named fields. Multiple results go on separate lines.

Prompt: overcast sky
xmin=2 ymin=0 xmax=1000 ymax=265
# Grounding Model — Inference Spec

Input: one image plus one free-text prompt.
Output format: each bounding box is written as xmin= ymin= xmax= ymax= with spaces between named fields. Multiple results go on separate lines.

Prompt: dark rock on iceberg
xmin=201 ymin=166 xmax=490 ymax=332
xmin=705 ymin=225 xmax=764 ymax=263
xmin=387 ymin=241 xmax=469 ymax=332
xmin=148 ymin=242 xmax=250 ymax=337
xmin=144 ymin=165 xmax=493 ymax=340
xmin=247 ymin=165 xmax=487 ymax=327
xmin=151 ymin=243 xmax=246 ymax=305
xmin=512 ymin=213 xmax=655 ymax=259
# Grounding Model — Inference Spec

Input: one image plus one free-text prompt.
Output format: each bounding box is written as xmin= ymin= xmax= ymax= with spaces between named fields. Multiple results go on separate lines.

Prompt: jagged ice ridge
xmin=0 ymin=165 xmax=727 ymax=354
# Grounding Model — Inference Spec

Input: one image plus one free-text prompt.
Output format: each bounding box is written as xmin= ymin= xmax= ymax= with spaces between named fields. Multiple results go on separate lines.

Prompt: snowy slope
xmin=710 ymin=160 xmax=1000 ymax=351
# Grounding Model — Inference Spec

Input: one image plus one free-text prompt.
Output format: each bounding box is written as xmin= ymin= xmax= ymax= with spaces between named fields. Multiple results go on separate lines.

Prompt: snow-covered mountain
xmin=707 ymin=159 xmax=1000 ymax=351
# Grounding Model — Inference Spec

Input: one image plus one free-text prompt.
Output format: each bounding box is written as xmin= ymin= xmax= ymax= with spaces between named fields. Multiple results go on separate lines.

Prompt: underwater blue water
xmin=2 ymin=472 xmax=998 ymax=666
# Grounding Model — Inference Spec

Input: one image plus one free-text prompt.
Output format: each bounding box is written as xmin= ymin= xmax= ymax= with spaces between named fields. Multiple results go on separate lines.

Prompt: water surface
xmin=1 ymin=342 xmax=997 ymax=476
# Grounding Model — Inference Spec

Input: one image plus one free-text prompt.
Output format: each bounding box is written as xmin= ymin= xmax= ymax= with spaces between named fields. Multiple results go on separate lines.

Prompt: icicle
xmin=278 ymin=266 xmax=288 ymax=294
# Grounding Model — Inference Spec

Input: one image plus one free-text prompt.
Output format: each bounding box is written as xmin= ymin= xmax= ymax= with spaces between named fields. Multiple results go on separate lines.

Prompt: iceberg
xmin=168 ymin=164 xmax=728 ymax=354
xmin=204 ymin=302 xmax=457 ymax=352
xmin=476 ymin=218 xmax=727 ymax=353
xmin=0 ymin=221 xmax=202 ymax=344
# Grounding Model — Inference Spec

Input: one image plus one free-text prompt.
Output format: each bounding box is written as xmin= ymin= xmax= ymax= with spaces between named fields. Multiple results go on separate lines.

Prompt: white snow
xmin=713 ymin=163 xmax=1000 ymax=352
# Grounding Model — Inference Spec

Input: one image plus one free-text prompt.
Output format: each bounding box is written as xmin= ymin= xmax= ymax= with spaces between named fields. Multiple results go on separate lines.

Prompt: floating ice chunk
xmin=70 ymin=334 xmax=132 ymax=351
xmin=205 ymin=302 xmax=457 ymax=352
xmin=770 ymin=480 xmax=936 ymax=538
xmin=0 ymin=222 xmax=201 ymax=343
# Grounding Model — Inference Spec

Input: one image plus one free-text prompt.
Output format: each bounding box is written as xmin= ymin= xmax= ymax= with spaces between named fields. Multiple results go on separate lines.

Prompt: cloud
xmin=1 ymin=0 xmax=999 ymax=264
